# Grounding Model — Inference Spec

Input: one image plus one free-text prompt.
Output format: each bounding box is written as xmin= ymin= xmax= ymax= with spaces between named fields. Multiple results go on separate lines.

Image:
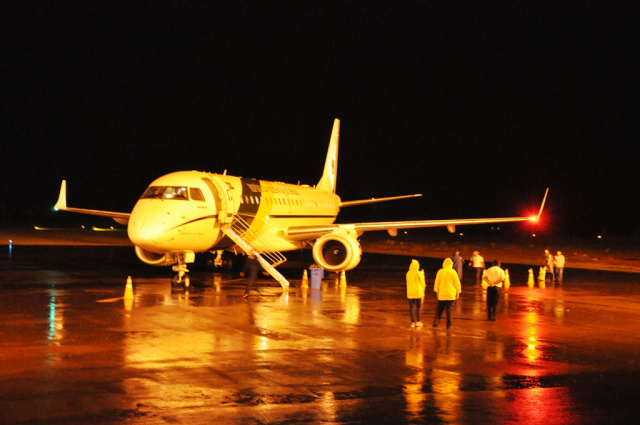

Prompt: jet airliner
xmin=55 ymin=119 xmax=547 ymax=289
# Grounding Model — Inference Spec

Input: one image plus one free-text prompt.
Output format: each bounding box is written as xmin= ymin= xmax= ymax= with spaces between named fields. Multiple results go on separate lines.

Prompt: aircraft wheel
xmin=170 ymin=274 xmax=182 ymax=288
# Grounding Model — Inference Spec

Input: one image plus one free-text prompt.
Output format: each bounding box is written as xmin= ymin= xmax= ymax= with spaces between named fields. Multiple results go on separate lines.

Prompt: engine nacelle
xmin=134 ymin=245 xmax=179 ymax=266
xmin=312 ymin=232 xmax=362 ymax=272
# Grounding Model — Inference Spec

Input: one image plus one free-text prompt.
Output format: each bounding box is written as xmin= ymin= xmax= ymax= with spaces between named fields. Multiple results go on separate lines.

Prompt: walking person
xmin=406 ymin=259 xmax=426 ymax=329
xmin=452 ymin=250 xmax=465 ymax=280
xmin=432 ymin=258 xmax=462 ymax=330
xmin=554 ymin=251 xmax=565 ymax=282
xmin=240 ymin=254 xmax=261 ymax=297
xmin=470 ymin=250 xmax=485 ymax=286
xmin=483 ymin=260 xmax=505 ymax=321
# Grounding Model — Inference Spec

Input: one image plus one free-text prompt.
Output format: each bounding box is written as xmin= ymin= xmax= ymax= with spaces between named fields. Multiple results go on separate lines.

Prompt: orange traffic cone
xmin=301 ymin=269 xmax=309 ymax=288
xmin=538 ymin=267 xmax=546 ymax=282
xmin=124 ymin=276 xmax=134 ymax=300
xmin=527 ymin=269 xmax=534 ymax=287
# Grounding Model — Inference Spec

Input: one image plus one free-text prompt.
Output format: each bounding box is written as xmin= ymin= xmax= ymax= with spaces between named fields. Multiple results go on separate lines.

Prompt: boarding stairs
xmin=221 ymin=216 xmax=290 ymax=290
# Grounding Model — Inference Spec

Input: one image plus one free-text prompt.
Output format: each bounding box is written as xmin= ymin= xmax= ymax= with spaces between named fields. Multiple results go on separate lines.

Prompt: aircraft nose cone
xmin=128 ymin=215 xmax=168 ymax=248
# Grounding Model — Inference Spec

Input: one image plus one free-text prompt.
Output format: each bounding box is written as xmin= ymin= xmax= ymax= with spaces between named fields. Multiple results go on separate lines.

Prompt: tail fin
xmin=316 ymin=118 xmax=340 ymax=193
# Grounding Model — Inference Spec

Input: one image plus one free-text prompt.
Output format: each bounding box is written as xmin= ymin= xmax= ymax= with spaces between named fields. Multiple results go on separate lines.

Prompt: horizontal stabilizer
xmin=340 ymin=193 xmax=422 ymax=207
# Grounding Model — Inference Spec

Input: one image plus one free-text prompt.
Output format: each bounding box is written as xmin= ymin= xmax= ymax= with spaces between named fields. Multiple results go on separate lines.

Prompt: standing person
xmin=432 ymin=258 xmax=462 ymax=330
xmin=406 ymin=259 xmax=426 ymax=329
xmin=240 ymin=254 xmax=261 ymax=297
xmin=554 ymin=251 xmax=565 ymax=282
xmin=452 ymin=250 xmax=465 ymax=281
xmin=543 ymin=249 xmax=555 ymax=281
xmin=470 ymin=250 xmax=485 ymax=286
xmin=483 ymin=260 xmax=505 ymax=321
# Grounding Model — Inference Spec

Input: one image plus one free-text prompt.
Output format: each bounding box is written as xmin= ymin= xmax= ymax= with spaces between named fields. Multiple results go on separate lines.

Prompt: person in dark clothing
xmin=240 ymin=254 xmax=261 ymax=297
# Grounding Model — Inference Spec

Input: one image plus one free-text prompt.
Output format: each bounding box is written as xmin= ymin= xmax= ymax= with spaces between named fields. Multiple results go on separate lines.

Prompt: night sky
xmin=4 ymin=2 xmax=639 ymax=237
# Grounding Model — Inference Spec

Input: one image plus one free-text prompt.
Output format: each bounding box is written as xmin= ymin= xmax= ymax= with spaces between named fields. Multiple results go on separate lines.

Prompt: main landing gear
xmin=204 ymin=250 xmax=237 ymax=271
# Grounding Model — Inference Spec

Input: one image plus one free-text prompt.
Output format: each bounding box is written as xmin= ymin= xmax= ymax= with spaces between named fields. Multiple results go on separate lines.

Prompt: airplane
xmin=55 ymin=118 xmax=548 ymax=290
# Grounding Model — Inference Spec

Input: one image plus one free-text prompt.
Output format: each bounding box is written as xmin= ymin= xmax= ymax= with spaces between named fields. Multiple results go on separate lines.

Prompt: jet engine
xmin=312 ymin=231 xmax=362 ymax=272
xmin=134 ymin=245 xmax=179 ymax=266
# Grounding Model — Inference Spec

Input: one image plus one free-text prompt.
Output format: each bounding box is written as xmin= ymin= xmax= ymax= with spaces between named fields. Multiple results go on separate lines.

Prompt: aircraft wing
xmin=286 ymin=189 xmax=548 ymax=238
xmin=54 ymin=180 xmax=131 ymax=225
xmin=286 ymin=215 xmax=538 ymax=238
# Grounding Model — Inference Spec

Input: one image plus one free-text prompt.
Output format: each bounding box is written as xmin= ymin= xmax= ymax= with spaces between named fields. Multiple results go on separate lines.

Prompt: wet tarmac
xmin=1 ymin=246 xmax=640 ymax=424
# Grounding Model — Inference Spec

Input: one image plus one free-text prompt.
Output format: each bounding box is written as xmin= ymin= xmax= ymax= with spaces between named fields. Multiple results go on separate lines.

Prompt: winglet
xmin=534 ymin=188 xmax=549 ymax=221
xmin=55 ymin=180 xmax=67 ymax=211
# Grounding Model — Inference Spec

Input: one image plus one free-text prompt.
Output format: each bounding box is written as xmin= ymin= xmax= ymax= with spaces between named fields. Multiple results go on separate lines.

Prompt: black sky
xmin=3 ymin=1 xmax=639 ymax=236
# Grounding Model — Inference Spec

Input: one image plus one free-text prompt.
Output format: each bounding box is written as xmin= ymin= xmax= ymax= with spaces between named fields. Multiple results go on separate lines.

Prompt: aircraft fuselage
xmin=127 ymin=171 xmax=341 ymax=255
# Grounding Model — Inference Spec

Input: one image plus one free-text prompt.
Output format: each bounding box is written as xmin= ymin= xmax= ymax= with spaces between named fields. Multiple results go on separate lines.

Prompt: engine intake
xmin=312 ymin=232 xmax=362 ymax=272
xmin=135 ymin=246 xmax=179 ymax=266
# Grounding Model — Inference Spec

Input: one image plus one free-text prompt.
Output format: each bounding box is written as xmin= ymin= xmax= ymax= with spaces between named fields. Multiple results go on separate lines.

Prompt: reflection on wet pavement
xmin=1 ymin=247 xmax=639 ymax=424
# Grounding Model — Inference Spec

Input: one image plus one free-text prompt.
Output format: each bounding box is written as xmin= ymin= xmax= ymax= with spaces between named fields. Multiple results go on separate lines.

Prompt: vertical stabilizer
xmin=316 ymin=118 xmax=340 ymax=193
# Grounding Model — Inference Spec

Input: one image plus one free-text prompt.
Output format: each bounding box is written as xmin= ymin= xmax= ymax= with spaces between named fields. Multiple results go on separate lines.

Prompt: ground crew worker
xmin=433 ymin=258 xmax=462 ymax=330
xmin=543 ymin=249 xmax=555 ymax=281
xmin=484 ymin=260 xmax=505 ymax=321
xmin=554 ymin=251 xmax=565 ymax=282
xmin=406 ymin=259 xmax=426 ymax=328
xmin=470 ymin=250 xmax=485 ymax=286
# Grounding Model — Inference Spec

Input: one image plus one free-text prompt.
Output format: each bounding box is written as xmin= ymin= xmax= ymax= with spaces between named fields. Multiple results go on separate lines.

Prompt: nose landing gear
xmin=170 ymin=252 xmax=194 ymax=289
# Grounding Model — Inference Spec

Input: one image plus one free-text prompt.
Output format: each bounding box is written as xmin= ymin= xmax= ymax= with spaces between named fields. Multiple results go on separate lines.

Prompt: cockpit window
xmin=142 ymin=187 xmax=163 ymax=199
xmin=162 ymin=186 xmax=188 ymax=199
xmin=190 ymin=188 xmax=205 ymax=201
xmin=141 ymin=186 xmax=189 ymax=200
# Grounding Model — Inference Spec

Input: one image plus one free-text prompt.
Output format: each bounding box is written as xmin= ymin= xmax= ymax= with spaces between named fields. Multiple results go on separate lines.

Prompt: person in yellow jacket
xmin=432 ymin=257 xmax=462 ymax=329
xmin=406 ymin=259 xmax=426 ymax=328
